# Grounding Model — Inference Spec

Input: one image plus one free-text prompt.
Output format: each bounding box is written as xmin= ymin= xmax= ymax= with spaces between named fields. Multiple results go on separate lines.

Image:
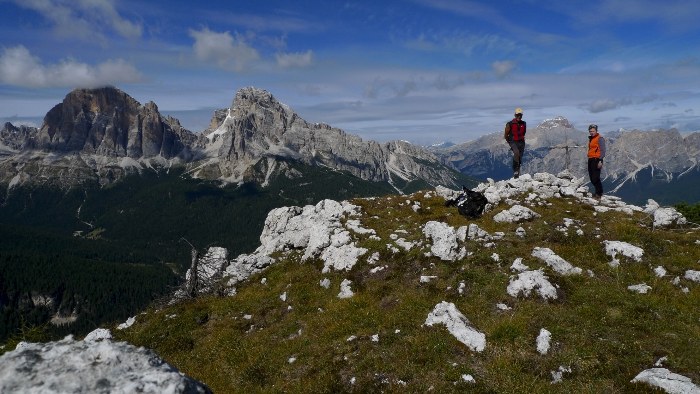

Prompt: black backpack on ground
xmin=444 ymin=186 xmax=488 ymax=219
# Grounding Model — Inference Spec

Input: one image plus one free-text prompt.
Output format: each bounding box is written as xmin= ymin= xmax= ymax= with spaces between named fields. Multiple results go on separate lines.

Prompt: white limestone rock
xmin=532 ymin=247 xmax=582 ymax=275
xmin=644 ymin=199 xmax=688 ymax=228
xmin=631 ymin=368 xmax=700 ymax=393
xmin=84 ymin=328 xmax=112 ymax=342
xmin=181 ymin=246 xmax=230 ymax=297
xmin=603 ymin=240 xmax=644 ymax=267
xmin=536 ymin=328 xmax=551 ymax=355
xmin=0 ymin=336 xmax=211 ymax=393
xmin=493 ymin=205 xmax=541 ymax=223
xmin=654 ymin=266 xmax=667 ymax=277
xmin=628 ymin=283 xmax=652 ymax=294
xmin=424 ymin=301 xmax=486 ymax=352
xmin=117 ymin=316 xmax=136 ymax=330
xmin=435 ymin=185 xmax=460 ymax=201
xmin=225 ymin=254 xmax=275 ymax=290
xmin=510 ymin=258 xmax=529 ymax=272
xmin=338 ymin=279 xmax=354 ymax=299
xmin=685 ymin=270 xmax=700 ymax=283
xmin=507 ymin=270 xmax=558 ymax=300
xmin=223 ymin=199 xmax=368 ymax=293
xmin=423 ymin=221 xmax=466 ymax=261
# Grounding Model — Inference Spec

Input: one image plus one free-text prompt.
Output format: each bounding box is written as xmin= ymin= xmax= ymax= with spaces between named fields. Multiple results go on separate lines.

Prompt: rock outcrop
xmin=0 ymin=332 xmax=211 ymax=393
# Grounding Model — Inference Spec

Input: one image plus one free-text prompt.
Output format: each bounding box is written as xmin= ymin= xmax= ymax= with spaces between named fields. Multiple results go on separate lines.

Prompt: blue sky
xmin=1 ymin=0 xmax=699 ymax=145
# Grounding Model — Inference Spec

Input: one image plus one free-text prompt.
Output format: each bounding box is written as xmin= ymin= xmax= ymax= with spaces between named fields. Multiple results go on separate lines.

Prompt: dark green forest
xmin=675 ymin=202 xmax=700 ymax=224
xmin=0 ymin=161 xmax=408 ymax=343
xmin=608 ymin=166 xmax=700 ymax=206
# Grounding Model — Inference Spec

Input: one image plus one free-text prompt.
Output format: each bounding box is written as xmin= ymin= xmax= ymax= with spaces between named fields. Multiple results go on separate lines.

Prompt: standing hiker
xmin=504 ymin=107 xmax=526 ymax=178
xmin=587 ymin=124 xmax=606 ymax=199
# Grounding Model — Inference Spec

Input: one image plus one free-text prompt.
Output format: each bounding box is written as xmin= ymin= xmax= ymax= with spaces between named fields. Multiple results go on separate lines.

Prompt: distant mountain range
xmin=432 ymin=117 xmax=700 ymax=205
xmin=0 ymin=86 xmax=471 ymax=193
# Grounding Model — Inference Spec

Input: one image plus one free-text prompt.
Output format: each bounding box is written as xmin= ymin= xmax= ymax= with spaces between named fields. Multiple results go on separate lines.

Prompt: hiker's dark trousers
xmin=588 ymin=158 xmax=603 ymax=196
xmin=508 ymin=140 xmax=525 ymax=173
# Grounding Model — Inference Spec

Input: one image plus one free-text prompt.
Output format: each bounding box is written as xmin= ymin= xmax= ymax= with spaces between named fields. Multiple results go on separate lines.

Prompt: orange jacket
xmin=588 ymin=133 xmax=606 ymax=159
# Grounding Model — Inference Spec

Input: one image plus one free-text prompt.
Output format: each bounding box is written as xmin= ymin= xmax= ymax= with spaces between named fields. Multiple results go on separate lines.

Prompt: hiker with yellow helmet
xmin=504 ymin=107 xmax=526 ymax=178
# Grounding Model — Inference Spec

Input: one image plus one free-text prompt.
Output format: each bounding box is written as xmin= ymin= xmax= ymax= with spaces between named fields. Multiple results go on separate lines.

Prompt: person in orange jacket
xmin=504 ymin=107 xmax=526 ymax=178
xmin=587 ymin=124 xmax=606 ymax=199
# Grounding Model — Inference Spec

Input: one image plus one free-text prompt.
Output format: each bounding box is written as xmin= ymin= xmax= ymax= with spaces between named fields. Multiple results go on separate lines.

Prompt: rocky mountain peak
xmin=144 ymin=101 xmax=159 ymax=113
xmin=35 ymin=86 xmax=195 ymax=160
xmin=194 ymin=87 xmax=462 ymax=190
xmin=49 ymin=86 xmax=140 ymax=121
xmin=0 ymin=86 xmax=201 ymax=188
xmin=536 ymin=116 xmax=573 ymax=130
xmin=3 ymin=122 xmax=17 ymax=132
xmin=1 ymin=122 xmax=37 ymax=151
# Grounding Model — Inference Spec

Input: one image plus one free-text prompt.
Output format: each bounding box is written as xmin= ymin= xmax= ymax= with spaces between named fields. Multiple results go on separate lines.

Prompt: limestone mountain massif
xmin=193 ymin=88 xmax=461 ymax=189
xmin=0 ymin=87 xmax=466 ymax=192
xmin=1 ymin=88 xmax=202 ymax=187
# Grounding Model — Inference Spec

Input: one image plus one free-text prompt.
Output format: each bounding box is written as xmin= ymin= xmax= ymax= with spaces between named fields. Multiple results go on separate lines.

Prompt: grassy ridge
xmin=116 ymin=191 xmax=700 ymax=392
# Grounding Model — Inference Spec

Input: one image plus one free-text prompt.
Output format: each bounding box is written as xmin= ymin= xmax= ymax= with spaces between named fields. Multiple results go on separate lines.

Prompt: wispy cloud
xmin=548 ymin=0 xmax=700 ymax=34
xmin=411 ymin=0 xmax=506 ymax=25
xmin=0 ymin=46 xmax=142 ymax=88
xmin=220 ymin=13 xmax=322 ymax=34
xmin=586 ymin=94 xmax=660 ymax=113
xmin=276 ymin=50 xmax=314 ymax=68
xmin=10 ymin=0 xmax=142 ymax=42
xmin=492 ymin=60 xmax=516 ymax=78
xmin=404 ymin=32 xmax=517 ymax=56
xmin=592 ymin=0 xmax=700 ymax=28
xmin=363 ymin=77 xmax=418 ymax=99
xmin=189 ymin=28 xmax=260 ymax=72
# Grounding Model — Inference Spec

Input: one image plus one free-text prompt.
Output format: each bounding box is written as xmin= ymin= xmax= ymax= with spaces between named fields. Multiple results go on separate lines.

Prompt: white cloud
xmin=189 ymin=28 xmax=260 ymax=72
xmin=404 ymin=32 xmax=517 ymax=56
xmin=0 ymin=46 xmax=142 ymax=88
xmin=363 ymin=77 xmax=418 ymax=99
xmin=492 ymin=60 xmax=516 ymax=78
xmin=11 ymin=0 xmax=142 ymax=41
xmin=81 ymin=0 xmax=143 ymax=39
xmin=276 ymin=50 xmax=314 ymax=68
xmin=587 ymin=98 xmax=628 ymax=113
xmin=586 ymin=95 xmax=661 ymax=113
xmin=433 ymin=74 xmax=471 ymax=90
xmin=595 ymin=0 xmax=700 ymax=29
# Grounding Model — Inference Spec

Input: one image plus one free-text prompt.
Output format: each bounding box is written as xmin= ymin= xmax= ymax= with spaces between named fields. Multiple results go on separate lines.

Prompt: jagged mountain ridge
xmin=191 ymin=87 xmax=465 ymax=190
xmin=435 ymin=117 xmax=700 ymax=203
xmin=0 ymin=87 xmax=468 ymax=192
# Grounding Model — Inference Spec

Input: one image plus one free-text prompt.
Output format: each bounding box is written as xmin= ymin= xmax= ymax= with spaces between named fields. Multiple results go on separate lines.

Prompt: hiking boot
xmin=593 ymin=194 xmax=602 ymax=200
xmin=513 ymin=171 xmax=520 ymax=179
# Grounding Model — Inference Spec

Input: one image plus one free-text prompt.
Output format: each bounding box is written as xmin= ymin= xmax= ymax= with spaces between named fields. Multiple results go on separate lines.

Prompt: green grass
xmin=115 ymin=190 xmax=700 ymax=393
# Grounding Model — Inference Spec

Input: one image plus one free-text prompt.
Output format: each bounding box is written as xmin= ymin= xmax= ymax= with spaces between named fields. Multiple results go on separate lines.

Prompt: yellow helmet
xmin=514 ymin=107 xmax=523 ymax=115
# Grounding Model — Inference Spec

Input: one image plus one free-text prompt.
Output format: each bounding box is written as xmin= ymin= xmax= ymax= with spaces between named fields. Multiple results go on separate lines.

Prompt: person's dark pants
xmin=588 ymin=158 xmax=603 ymax=196
xmin=508 ymin=140 xmax=525 ymax=174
